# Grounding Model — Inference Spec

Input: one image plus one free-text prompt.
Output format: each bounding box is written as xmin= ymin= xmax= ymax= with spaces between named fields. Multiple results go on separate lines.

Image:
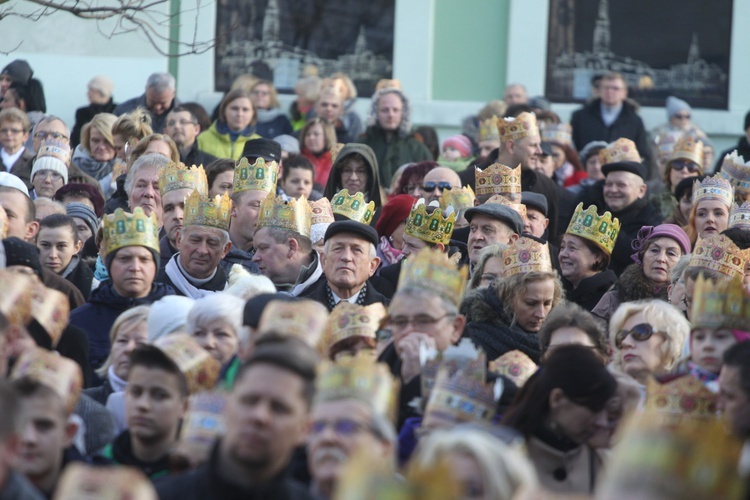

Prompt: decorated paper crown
xmin=233 ymin=156 xmax=278 ymax=194
xmin=153 ymin=334 xmax=221 ymax=395
xmin=439 ymin=185 xmax=475 ymax=213
xmin=11 ymin=347 xmax=83 ymax=413
xmin=486 ymin=194 xmax=527 ymax=221
xmin=309 ymin=197 xmax=335 ymax=225
xmin=691 ymin=174 xmax=733 ymax=207
xmin=478 ymin=117 xmax=500 ymax=142
xmin=159 ymin=162 xmax=208 ymax=195
xmin=496 ymin=112 xmax=539 ymax=143
xmin=565 ymin=203 xmax=621 ymax=256
xmin=474 ymin=163 xmax=521 ymax=197
xmin=424 ymin=365 xmax=497 ymax=424
xmin=691 ymin=274 xmax=750 ymax=331
xmin=257 ymin=299 xmax=329 ymax=347
xmin=489 ymin=350 xmax=538 ymax=388
xmin=655 ymin=130 xmax=682 ymax=164
xmin=175 ymin=391 xmax=227 ymax=462
xmin=397 ymin=247 xmax=469 ymax=308
xmin=645 ymin=375 xmax=718 ymax=424
xmin=501 ymin=237 xmax=553 ymax=277
xmin=320 ymin=302 xmax=386 ymax=358
xmin=183 ymin=190 xmax=232 ymax=231
xmin=419 ymin=338 xmax=486 ymax=408
xmin=330 ymin=143 xmax=345 ymax=164
xmin=729 ymin=201 xmax=750 ymax=230
xmin=719 ymin=150 xmax=750 ymax=195
xmin=598 ymin=138 xmax=641 ymax=165
xmin=30 ymin=283 xmax=69 ymax=348
xmin=103 ymin=208 xmax=160 ymax=257
xmin=257 ymin=193 xmax=312 ymax=237
xmin=669 ymin=134 xmax=704 ymax=166
xmin=331 ymin=189 xmax=375 ymax=225
xmin=0 ymin=270 xmax=33 ymax=326
xmin=55 ymin=464 xmax=158 ymax=500
xmin=315 ymin=354 xmax=400 ymax=422
xmin=540 ymin=122 xmax=572 ymax=147
xmin=37 ymin=139 xmax=71 ymax=164
xmin=688 ymin=234 xmax=745 ymax=280
xmin=404 ymin=199 xmax=456 ymax=246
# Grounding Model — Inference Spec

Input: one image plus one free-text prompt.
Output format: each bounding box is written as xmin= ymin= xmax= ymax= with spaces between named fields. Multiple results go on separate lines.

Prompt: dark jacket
xmin=221 ymin=246 xmax=260 ymax=275
xmin=300 ymin=276 xmax=389 ymax=311
xmin=182 ymin=141 xmax=218 ymax=168
xmin=63 ymin=257 xmax=95 ymax=300
xmin=103 ymin=175 xmax=129 ymax=214
xmin=255 ymin=109 xmax=294 ymax=139
xmin=69 ymin=281 xmax=175 ymax=371
xmin=154 ymin=259 xmax=228 ymax=297
xmin=608 ymin=197 xmax=664 ymax=275
xmin=323 ymin=142 xmax=384 ymax=212
xmin=114 ymin=94 xmax=179 ymax=133
xmin=563 ymin=270 xmax=618 ymax=313
xmin=0 ymin=147 xmax=35 ymax=188
xmin=714 ymin=136 xmax=750 ymax=172
xmin=592 ymin=264 xmax=668 ymax=324
xmin=28 ymin=321 xmax=93 ymax=388
xmin=358 ymin=125 xmax=432 ymax=187
xmin=158 ymin=235 xmax=178 ymax=270
xmin=0 ymin=471 xmax=44 ymax=500
xmin=41 ymin=267 xmax=86 ymax=310
xmin=377 ymin=342 xmax=423 ymax=431
xmin=71 ymin=99 xmax=117 ymax=147
xmin=100 ymin=430 xmax=171 ymax=480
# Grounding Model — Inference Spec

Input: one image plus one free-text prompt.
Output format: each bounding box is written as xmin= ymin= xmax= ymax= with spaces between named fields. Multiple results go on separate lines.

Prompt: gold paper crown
xmin=474 ymin=163 xmax=521 ymax=197
xmin=692 ymin=174 xmax=733 ymax=206
xmin=257 ymin=299 xmax=329 ymax=347
xmin=55 ymin=464 xmax=158 ymax=500
xmin=424 ymin=366 xmax=496 ymax=424
xmin=159 ymin=161 xmax=208 ymax=195
xmin=315 ymin=354 xmax=400 ymax=421
xmin=496 ymin=112 xmax=539 ymax=143
xmin=478 ymin=117 xmax=500 ymax=142
xmin=309 ymin=197 xmax=335 ymax=225
xmin=501 ymin=237 xmax=553 ymax=277
xmin=688 ymin=234 xmax=745 ymax=280
xmin=320 ymin=302 xmax=386 ymax=358
xmin=331 ymin=189 xmax=375 ymax=225
xmin=669 ymin=134 xmax=704 ymax=166
xmin=729 ymin=201 xmax=750 ymax=230
xmin=404 ymin=199 xmax=456 ymax=246
xmin=257 ymin=193 xmax=312 ymax=237
xmin=103 ymin=208 xmax=160 ymax=257
xmin=720 ymin=150 xmax=750 ymax=195
xmin=11 ymin=347 xmax=83 ymax=413
xmin=183 ymin=190 xmax=232 ymax=231
xmin=30 ymin=283 xmax=69 ymax=348
xmin=419 ymin=339 xmax=486 ymax=409
xmin=439 ymin=185 xmax=475 ymax=213
xmin=540 ymin=122 xmax=572 ymax=147
xmin=565 ymin=203 xmax=621 ymax=256
xmin=330 ymin=143 xmax=345 ymax=164
xmin=598 ymin=138 xmax=641 ymax=165
xmin=232 ymin=156 xmax=278 ymax=194
xmin=691 ymin=274 xmax=750 ymax=331
xmin=0 ymin=270 xmax=33 ymax=326
xmin=153 ymin=334 xmax=221 ymax=395
xmin=397 ymin=247 xmax=469 ymax=307
xmin=489 ymin=350 xmax=538 ymax=388
xmin=176 ymin=391 xmax=227 ymax=461
xmin=645 ymin=375 xmax=718 ymax=424
xmin=0 ymin=205 xmax=7 ymax=239
xmin=486 ymin=194 xmax=527 ymax=221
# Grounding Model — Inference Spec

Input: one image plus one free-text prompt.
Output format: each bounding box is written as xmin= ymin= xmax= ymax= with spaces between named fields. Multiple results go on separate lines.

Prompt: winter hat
xmin=528 ymin=96 xmax=552 ymax=112
xmin=273 ymin=134 xmax=300 ymax=155
xmin=666 ymin=96 xmax=691 ymax=119
xmin=31 ymin=140 xmax=70 ymax=184
xmin=87 ymin=76 xmax=114 ymax=99
xmin=443 ymin=135 xmax=472 ymax=158
xmin=147 ymin=295 xmax=195 ymax=342
xmin=0 ymin=172 xmax=29 ymax=196
xmin=578 ymin=140 xmax=609 ymax=165
xmin=0 ymin=60 xmax=33 ymax=86
xmin=65 ymin=202 xmax=98 ymax=236
xmin=53 ymin=183 xmax=105 ymax=217
xmin=3 ymin=237 xmax=43 ymax=277
xmin=375 ymin=194 xmax=415 ymax=239
xmin=631 ymin=224 xmax=691 ymax=265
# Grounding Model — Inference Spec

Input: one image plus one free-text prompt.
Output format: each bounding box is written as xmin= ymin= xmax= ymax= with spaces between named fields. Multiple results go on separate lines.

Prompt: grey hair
xmin=33 ymin=115 xmax=71 ymax=138
xmin=182 ymin=225 xmax=230 ymax=247
xmin=124 ymin=153 xmax=169 ymax=195
xmin=187 ymin=293 xmax=245 ymax=340
xmin=323 ymin=239 xmax=377 ymax=259
xmin=33 ymin=197 xmax=66 ymax=216
xmin=260 ymin=226 xmax=313 ymax=254
xmin=146 ymin=72 xmax=176 ymax=93
xmin=367 ymin=87 xmax=411 ymax=138
xmin=669 ymin=254 xmax=691 ymax=287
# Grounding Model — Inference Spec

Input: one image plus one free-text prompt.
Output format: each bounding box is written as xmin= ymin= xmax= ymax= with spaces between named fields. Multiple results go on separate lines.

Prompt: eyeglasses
xmin=36 ymin=171 xmax=63 ymax=181
xmin=166 ymin=119 xmax=197 ymax=127
xmin=673 ymin=114 xmax=691 ymax=120
xmin=310 ymin=418 xmax=372 ymax=437
xmin=0 ymin=128 xmax=24 ymax=135
xmin=670 ymin=160 xmax=700 ymax=173
xmin=34 ymin=131 xmax=68 ymax=141
xmin=342 ymin=167 xmax=367 ymax=177
xmin=421 ymin=181 xmax=453 ymax=192
xmin=386 ymin=313 xmax=454 ymax=330
xmin=615 ymin=323 xmax=661 ymax=349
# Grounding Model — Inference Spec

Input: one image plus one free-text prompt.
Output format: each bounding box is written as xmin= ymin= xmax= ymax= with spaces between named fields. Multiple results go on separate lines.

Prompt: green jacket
xmin=358 ymin=126 xmax=432 ymax=187
xmin=196 ymin=122 xmax=261 ymax=160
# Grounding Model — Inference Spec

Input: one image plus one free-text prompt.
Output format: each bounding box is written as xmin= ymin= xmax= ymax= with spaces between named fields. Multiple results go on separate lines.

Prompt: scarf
xmin=107 ymin=365 xmax=128 ymax=393
xmin=378 ymin=236 xmax=405 ymax=266
xmin=326 ymin=282 xmax=367 ymax=311
xmin=165 ymin=254 xmax=224 ymax=298
xmin=72 ymin=145 xmax=115 ymax=181
xmin=216 ymin=120 xmax=255 ymax=143
xmin=61 ymin=255 xmax=80 ymax=279
xmin=94 ymin=255 xmax=110 ymax=282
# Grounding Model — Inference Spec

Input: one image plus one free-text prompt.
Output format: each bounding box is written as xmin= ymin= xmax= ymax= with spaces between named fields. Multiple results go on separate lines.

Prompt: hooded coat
xmin=323 ymin=143 xmax=384 ymax=211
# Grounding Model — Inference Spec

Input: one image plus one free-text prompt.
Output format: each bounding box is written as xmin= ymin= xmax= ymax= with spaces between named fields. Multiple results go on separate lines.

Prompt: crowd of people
xmin=0 ymin=58 xmax=748 ymax=499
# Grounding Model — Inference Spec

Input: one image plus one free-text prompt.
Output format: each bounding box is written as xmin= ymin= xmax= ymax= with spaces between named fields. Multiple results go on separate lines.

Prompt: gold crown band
xmin=103 ymin=208 xmax=160 ymax=257
xmin=565 ymin=203 xmax=621 ymax=256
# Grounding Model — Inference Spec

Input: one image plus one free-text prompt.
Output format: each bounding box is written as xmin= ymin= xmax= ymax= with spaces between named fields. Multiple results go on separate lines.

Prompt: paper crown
xmin=183 ymin=190 xmax=232 ymax=231
xmin=419 ymin=338 xmax=487 ymax=410
xmin=37 ymin=139 xmax=71 ymax=164
xmin=729 ymin=201 xmax=750 ymax=230
xmin=11 ymin=347 xmax=83 ymax=413
xmin=153 ymin=334 xmax=221 ymax=395
xmin=30 ymin=283 xmax=69 ymax=347
xmin=655 ymin=130 xmax=682 ymax=164
xmin=424 ymin=365 xmax=497 ymax=424
xmin=691 ymin=174 xmax=733 ymax=207
xmin=645 ymin=375 xmax=718 ymax=424
xmin=474 ymin=163 xmax=521 ymax=197
xmin=103 ymin=208 xmax=160 ymax=257
xmin=0 ymin=206 xmax=7 ymax=239
xmin=486 ymin=194 xmax=527 ymax=221
xmin=397 ymin=247 xmax=469 ymax=308
xmin=320 ymin=302 xmax=386 ymax=358
xmin=501 ymin=237 xmax=553 ymax=277
xmin=331 ymin=189 xmax=375 ymax=225
xmin=565 ymin=203 xmax=621 ymax=256
xmin=719 ymin=150 xmax=750 ymax=195
xmin=159 ymin=162 xmax=208 ymax=195
xmin=315 ymin=354 xmax=400 ymax=421
xmin=688 ymin=234 xmax=745 ymax=280
xmin=439 ymin=185 xmax=475 ymax=213
xmin=691 ymin=274 xmax=750 ymax=331
xmin=540 ymin=122 xmax=572 ymax=147
xmin=257 ymin=193 xmax=312 ymax=237
xmin=257 ymin=299 xmax=329 ymax=347
xmin=175 ymin=391 xmax=227 ymax=461
xmin=669 ymin=134 xmax=704 ymax=166
xmin=497 ymin=112 xmax=539 ymax=143
xmin=309 ymin=197 xmax=335 ymax=225
xmin=0 ymin=270 xmax=33 ymax=326
xmin=54 ymin=463 xmax=158 ymax=500
xmin=404 ymin=199 xmax=456 ymax=246
xmin=330 ymin=143 xmax=345 ymax=164
xmin=233 ymin=156 xmax=278 ymax=194
xmin=598 ymin=138 xmax=641 ymax=165
xmin=489 ymin=350 xmax=538 ymax=388
xmin=478 ymin=117 xmax=500 ymax=142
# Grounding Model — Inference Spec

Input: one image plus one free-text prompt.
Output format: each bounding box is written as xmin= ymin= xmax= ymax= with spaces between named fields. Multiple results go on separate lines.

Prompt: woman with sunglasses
xmin=653 ymin=134 xmax=704 ymax=219
xmin=609 ymin=299 xmax=690 ymax=386
xmin=685 ymin=174 xmax=733 ymax=247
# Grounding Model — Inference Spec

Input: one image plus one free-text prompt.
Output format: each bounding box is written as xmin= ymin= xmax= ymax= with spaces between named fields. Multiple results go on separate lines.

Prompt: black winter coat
xmin=71 ymin=99 xmax=117 ymax=147
xmin=608 ymin=197 xmax=664 ymax=275
xmin=563 ymin=270 xmax=618 ymax=312
xmin=300 ymin=276 xmax=389 ymax=312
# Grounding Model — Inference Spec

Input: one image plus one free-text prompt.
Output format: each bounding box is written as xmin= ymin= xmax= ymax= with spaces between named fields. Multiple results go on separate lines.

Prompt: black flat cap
xmin=324 ymin=220 xmax=379 ymax=247
xmin=674 ymin=174 xmax=706 ymax=202
xmin=464 ymin=203 xmax=523 ymax=235
xmin=521 ymin=191 xmax=548 ymax=216
xmin=601 ymin=160 xmax=647 ymax=180
xmin=242 ymin=138 xmax=281 ymax=163
xmin=540 ymin=141 xmax=554 ymax=157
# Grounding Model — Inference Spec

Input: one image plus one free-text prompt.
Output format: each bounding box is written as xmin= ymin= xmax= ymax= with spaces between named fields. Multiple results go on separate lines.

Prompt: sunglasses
xmin=671 ymin=160 xmax=700 ymax=173
xmin=615 ymin=323 xmax=660 ymax=349
xmin=421 ymin=181 xmax=453 ymax=192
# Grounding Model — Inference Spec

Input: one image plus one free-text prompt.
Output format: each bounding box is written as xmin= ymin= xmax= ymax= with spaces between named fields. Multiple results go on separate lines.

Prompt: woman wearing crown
xmin=685 ymin=174 xmax=733 ymax=247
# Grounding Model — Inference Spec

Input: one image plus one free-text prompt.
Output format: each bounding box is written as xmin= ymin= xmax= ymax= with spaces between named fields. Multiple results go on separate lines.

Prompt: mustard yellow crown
xmin=331 ymin=189 xmax=375 ymax=225
xmin=565 ymin=203 xmax=621 ymax=256
xmin=474 ymin=163 xmax=521 ymax=197
xmin=501 ymin=237 xmax=553 ymax=277
xmin=309 ymin=197 xmax=335 ymax=225
xmin=669 ymin=134 xmax=704 ymax=167
xmin=397 ymin=247 xmax=469 ymax=307
xmin=320 ymin=303 xmax=386 ymax=358
xmin=729 ymin=201 xmax=750 ymax=230
xmin=486 ymin=194 xmax=527 ymax=221
xmin=159 ymin=161 xmax=208 ymax=195
xmin=184 ymin=190 xmax=232 ymax=231
xmin=315 ymin=354 xmax=400 ymax=422
xmin=688 ymin=234 xmax=745 ymax=280
xmin=0 ymin=270 xmax=33 ymax=327
xmin=719 ymin=150 xmax=750 ymax=195
xmin=497 ymin=112 xmax=539 ymax=143
xmin=404 ymin=199 xmax=456 ymax=246
xmin=257 ymin=193 xmax=312 ymax=237
xmin=488 ymin=350 xmax=538 ymax=388
xmin=540 ymin=122 xmax=572 ymax=147
xmin=645 ymin=375 xmax=717 ymax=424
xmin=691 ymin=273 xmax=750 ymax=331
xmin=11 ymin=347 xmax=83 ymax=413
xmin=692 ymin=174 xmax=733 ymax=207
xmin=330 ymin=143 xmax=345 ymax=164
xmin=233 ymin=156 xmax=278 ymax=194
xmin=599 ymin=138 xmax=641 ymax=165
xmin=439 ymin=185 xmax=475 ymax=213
xmin=103 ymin=208 xmax=160 ymax=257
xmin=154 ymin=334 xmax=221 ymax=395
xmin=478 ymin=117 xmax=500 ymax=142
xmin=257 ymin=299 xmax=329 ymax=347
xmin=425 ymin=366 xmax=496 ymax=424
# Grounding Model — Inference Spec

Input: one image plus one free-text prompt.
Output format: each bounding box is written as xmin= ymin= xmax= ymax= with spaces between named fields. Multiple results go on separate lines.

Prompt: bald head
xmin=420 ymin=167 xmax=462 ymax=203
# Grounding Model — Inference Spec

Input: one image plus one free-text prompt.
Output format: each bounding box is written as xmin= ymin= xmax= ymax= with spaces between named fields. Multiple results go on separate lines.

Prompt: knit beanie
xmin=31 ymin=140 xmax=70 ymax=184
xmin=65 ymin=202 xmax=98 ymax=235
xmin=375 ymin=194 xmax=415 ymax=239
xmin=443 ymin=135 xmax=472 ymax=158
xmin=147 ymin=296 xmax=195 ymax=342
xmin=273 ymin=134 xmax=300 ymax=155
xmin=3 ymin=237 xmax=43 ymax=277
xmin=666 ymin=96 xmax=691 ymax=119
xmin=0 ymin=60 xmax=33 ymax=86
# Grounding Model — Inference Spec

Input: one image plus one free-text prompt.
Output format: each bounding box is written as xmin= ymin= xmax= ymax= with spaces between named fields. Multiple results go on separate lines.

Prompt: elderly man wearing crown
xmin=154 ymin=190 xmax=233 ymax=298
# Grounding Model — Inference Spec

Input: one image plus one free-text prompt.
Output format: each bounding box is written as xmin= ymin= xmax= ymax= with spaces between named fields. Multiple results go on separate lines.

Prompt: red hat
xmin=443 ymin=135 xmax=472 ymax=158
xmin=375 ymin=194 xmax=415 ymax=239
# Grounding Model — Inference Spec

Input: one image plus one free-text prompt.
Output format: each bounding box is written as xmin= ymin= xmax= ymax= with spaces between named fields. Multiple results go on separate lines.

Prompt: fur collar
xmin=461 ymin=285 xmax=513 ymax=327
xmin=616 ymin=264 xmax=668 ymax=303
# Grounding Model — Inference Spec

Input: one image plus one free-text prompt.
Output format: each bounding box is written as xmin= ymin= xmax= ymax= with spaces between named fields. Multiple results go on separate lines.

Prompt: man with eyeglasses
xmin=164 ymin=106 xmax=216 ymax=167
xmin=419 ymin=166 xmax=461 ymax=204
xmin=0 ymin=108 xmax=34 ymax=186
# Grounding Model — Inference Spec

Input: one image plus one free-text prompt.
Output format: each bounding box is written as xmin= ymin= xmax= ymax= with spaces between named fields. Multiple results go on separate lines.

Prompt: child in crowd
xmin=438 ymin=134 xmax=473 ymax=172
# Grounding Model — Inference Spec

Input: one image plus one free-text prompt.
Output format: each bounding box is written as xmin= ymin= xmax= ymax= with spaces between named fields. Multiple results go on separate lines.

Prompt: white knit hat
xmin=31 ymin=140 xmax=70 ymax=184
xmin=147 ymin=295 xmax=195 ymax=342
